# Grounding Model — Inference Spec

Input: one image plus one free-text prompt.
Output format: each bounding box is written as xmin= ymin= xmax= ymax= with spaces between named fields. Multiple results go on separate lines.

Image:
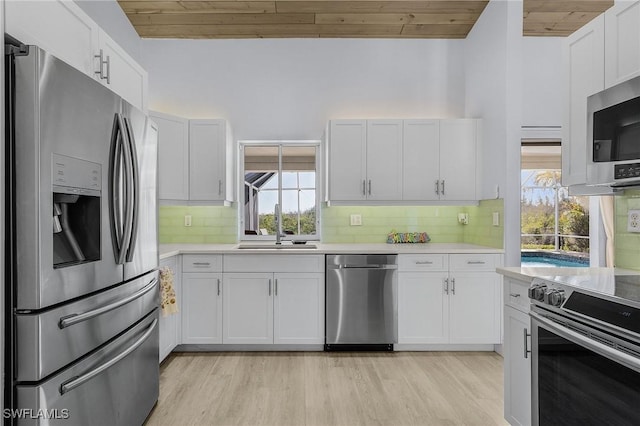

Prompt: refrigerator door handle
xmin=59 ymin=318 xmax=158 ymax=395
xmin=58 ymin=278 xmax=158 ymax=329
xmin=123 ymin=117 xmax=140 ymax=263
xmin=109 ymin=114 xmax=126 ymax=264
xmin=119 ymin=114 xmax=134 ymax=264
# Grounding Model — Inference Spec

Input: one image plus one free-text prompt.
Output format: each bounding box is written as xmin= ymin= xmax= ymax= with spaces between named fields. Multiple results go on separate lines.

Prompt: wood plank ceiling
xmin=118 ymin=0 xmax=614 ymax=39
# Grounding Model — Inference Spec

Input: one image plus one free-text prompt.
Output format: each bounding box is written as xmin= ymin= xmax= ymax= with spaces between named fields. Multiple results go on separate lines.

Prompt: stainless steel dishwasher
xmin=325 ymin=254 xmax=398 ymax=351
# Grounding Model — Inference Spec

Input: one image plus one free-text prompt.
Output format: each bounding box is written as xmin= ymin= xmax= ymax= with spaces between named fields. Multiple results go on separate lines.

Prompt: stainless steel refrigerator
xmin=5 ymin=41 xmax=159 ymax=425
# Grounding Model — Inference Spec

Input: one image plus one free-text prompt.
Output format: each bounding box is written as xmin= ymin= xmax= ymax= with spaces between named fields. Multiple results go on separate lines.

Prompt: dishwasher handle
xmin=327 ymin=264 xmax=398 ymax=270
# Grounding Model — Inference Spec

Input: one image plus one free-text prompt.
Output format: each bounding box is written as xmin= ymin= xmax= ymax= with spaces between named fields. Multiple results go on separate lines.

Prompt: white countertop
xmin=497 ymin=266 xmax=640 ymax=283
xmin=159 ymin=243 xmax=504 ymax=260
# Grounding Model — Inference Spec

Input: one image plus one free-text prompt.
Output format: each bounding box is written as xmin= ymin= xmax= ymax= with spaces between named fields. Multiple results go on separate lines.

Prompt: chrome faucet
xmin=274 ymin=203 xmax=285 ymax=245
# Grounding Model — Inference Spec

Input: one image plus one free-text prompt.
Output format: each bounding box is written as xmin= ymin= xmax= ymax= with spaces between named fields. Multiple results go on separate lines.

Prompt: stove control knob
xmin=548 ymin=290 xmax=565 ymax=307
xmin=528 ymin=284 xmax=547 ymax=301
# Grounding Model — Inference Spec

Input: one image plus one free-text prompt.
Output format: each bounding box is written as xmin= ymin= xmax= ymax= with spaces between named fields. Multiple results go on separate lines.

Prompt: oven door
xmin=531 ymin=311 xmax=640 ymax=426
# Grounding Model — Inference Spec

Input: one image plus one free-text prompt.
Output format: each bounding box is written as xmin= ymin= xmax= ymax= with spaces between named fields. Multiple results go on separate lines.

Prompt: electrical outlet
xmin=628 ymin=210 xmax=640 ymax=233
xmin=184 ymin=215 xmax=192 ymax=227
xmin=350 ymin=214 xmax=362 ymax=226
xmin=493 ymin=212 xmax=500 ymax=227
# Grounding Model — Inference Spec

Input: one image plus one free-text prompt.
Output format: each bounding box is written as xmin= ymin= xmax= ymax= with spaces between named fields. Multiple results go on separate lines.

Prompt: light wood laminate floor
xmin=145 ymin=351 xmax=508 ymax=426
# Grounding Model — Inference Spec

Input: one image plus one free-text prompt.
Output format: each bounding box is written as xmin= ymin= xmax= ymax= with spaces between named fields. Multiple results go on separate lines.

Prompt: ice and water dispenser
xmin=52 ymin=154 xmax=101 ymax=268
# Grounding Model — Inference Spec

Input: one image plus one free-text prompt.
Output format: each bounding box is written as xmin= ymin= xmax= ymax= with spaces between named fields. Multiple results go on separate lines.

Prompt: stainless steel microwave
xmin=587 ymin=75 xmax=640 ymax=187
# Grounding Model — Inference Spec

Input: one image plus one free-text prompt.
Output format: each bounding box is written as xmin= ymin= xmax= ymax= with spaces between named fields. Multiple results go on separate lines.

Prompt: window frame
xmin=238 ymin=140 xmax=322 ymax=241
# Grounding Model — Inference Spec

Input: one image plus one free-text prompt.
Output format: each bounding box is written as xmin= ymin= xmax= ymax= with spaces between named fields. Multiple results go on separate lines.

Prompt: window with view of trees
xmin=521 ymin=169 xmax=589 ymax=253
xmin=242 ymin=143 xmax=319 ymax=239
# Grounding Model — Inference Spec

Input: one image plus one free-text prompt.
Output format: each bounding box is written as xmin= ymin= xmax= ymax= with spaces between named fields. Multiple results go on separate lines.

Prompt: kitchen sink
xmin=236 ymin=243 xmax=318 ymax=250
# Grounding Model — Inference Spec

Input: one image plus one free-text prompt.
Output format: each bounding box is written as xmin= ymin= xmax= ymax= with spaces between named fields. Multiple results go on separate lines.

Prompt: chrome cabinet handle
xmin=362 ymin=180 xmax=366 ymax=196
xmin=451 ymin=277 xmax=455 ymax=295
xmin=60 ymin=318 xmax=157 ymax=395
xmin=440 ymin=179 xmax=445 ymax=195
xmin=192 ymin=262 xmax=211 ymax=266
xmin=268 ymin=279 xmax=272 ymax=296
xmin=509 ymin=293 xmax=521 ymax=298
xmin=416 ymin=261 xmax=433 ymax=265
xmin=59 ymin=279 xmax=158 ymax=329
xmin=105 ymin=53 xmax=111 ymax=84
xmin=368 ymin=180 xmax=372 ymax=195
xmin=444 ymin=278 xmax=449 ymax=295
xmin=467 ymin=261 xmax=486 ymax=265
xmin=523 ymin=328 xmax=531 ymax=359
xmin=217 ymin=278 xmax=221 ymax=296
xmin=218 ymin=180 xmax=222 ymax=195
xmin=275 ymin=279 xmax=278 ymax=296
xmin=435 ymin=180 xmax=440 ymax=195
xmin=94 ymin=49 xmax=110 ymax=84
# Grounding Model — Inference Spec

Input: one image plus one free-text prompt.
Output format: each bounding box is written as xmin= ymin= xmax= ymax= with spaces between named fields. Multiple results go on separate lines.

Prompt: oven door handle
xmin=531 ymin=311 xmax=640 ymax=373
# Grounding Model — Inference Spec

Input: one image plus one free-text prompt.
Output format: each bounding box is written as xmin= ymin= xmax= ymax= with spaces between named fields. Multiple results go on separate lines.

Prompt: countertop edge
xmin=159 ymin=243 xmax=504 ymax=259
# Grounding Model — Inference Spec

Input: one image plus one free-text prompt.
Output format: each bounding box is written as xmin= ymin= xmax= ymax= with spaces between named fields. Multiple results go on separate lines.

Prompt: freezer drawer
xmin=16 ymin=310 xmax=159 ymax=426
xmin=16 ymin=271 xmax=159 ymax=382
xmin=326 ymin=262 xmax=397 ymax=345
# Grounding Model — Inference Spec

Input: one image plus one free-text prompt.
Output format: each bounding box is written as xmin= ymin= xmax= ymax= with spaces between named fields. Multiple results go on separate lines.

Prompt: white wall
xmin=464 ymin=0 xmax=523 ymax=267
xmin=140 ymin=38 xmax=466 ymax=140
xmin=522 ymin=37 xmax=563 ymax=127
xmin=75 ymin=0 xmax=141 ymax=61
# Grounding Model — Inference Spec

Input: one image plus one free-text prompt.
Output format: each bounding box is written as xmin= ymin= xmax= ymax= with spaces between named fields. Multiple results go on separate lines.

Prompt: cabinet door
xmin=97 ymin=29 xmax=148 ymax=111
xmin=562 ymin=15 xmax=605 ymax=186
xmin=151 ymin=111 xmax=189 ymax=201
xmin=189 ymin=120 xmax=227 ymax=202
xmin=182 ymin=273 xmax=222 ymax=344
xmin=504 ymin=306 xmax=532 ymax=426
xmin=398 ymin=272 xmax=449 ymax=344
xmin=439 ymin=119 xmax=477 ymax=201
xmin=328 ymin=120 xmax=367 ymax=201
xmin=6 ymin=0 xmax=99 ymax=77
xmin=605 ymin=1 xmax=640 ymax=88
xmin=159 ymin=256 xmax=179 ymax=361
xmin=223 ymin=273 xmax=273 ymax=344
xmin=448 ymin=271 xmax=500 ymax=344
xmin=402 ymin=120 xmax=440 ymax=201
xmin=366 ymin=120 xmax=403 ymax=200
xmin=273 ymin=273 xmax=324 ymax=344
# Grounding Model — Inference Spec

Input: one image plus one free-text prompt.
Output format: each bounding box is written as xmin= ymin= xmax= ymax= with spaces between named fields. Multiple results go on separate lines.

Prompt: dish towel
xmin=160 ymin=266 xmax=179 ymax=317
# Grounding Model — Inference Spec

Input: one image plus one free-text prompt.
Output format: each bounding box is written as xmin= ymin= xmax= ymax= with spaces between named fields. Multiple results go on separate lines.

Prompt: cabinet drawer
xmin=182 ymin=255 xmax=223 ymax=272
xmin=449 ymin=254 xmax=500 ymax=271
xmin=224 ymin=254 xmax=324 ymax=273
xmin=398 ymin=254 xmax=448 ymax=272
xmin=505 ymin=278 xmax=530 ymax=312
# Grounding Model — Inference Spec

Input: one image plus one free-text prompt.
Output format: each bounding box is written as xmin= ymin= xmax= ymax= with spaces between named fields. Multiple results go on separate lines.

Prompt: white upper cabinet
xmin=328 ymin=120 xmax=367 ymax=201
xmin=5 ymin=0 xmax=148 ymax=111
xmin=439 ymin=119 xmax=478 ymax=201
xmin=328 ymin=118 xmax=480 ymax=204
xmin=151 ymin=111 xmax=189 ymax=201
xmin=562 ymin=15 xmax=605 ymax=187
xmin=605 ymin=1 xmax=640 ymax=88
xmin=189 ymin=120 xmax=233 ymax=203
xmin=96 ymin=30 xmax=148 ymax=111
xmin=403 ymin=120 xmax=440 ymax=201
xmin=366 ymin=120 xmax=403 ymax=200
xmin=6 ymin=0 xmax=98 ymax=77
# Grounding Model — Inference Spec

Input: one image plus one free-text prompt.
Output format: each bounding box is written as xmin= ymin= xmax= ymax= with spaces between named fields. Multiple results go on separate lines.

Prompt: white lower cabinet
xmin=159 ymin=255 xmax=181 ymax=362
xmin=180 ymin=255 xmax=223 ymax=344
xmin=222 ymin=272 xmax=324 ymax=345
xmin=503 ymin=277 xmax=532 ymax=426
xmin=398 ymin=254 xmax=501 ymax=345
xmin=222 ymin=273 xmax=273 ymax=344
xmin=273 ymin=273 xmax=325 ymax=344
xmin=398 ymin=272 xmax=448 ymax=343
xmin=181 ymin=273 xmax=223 ymax=344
